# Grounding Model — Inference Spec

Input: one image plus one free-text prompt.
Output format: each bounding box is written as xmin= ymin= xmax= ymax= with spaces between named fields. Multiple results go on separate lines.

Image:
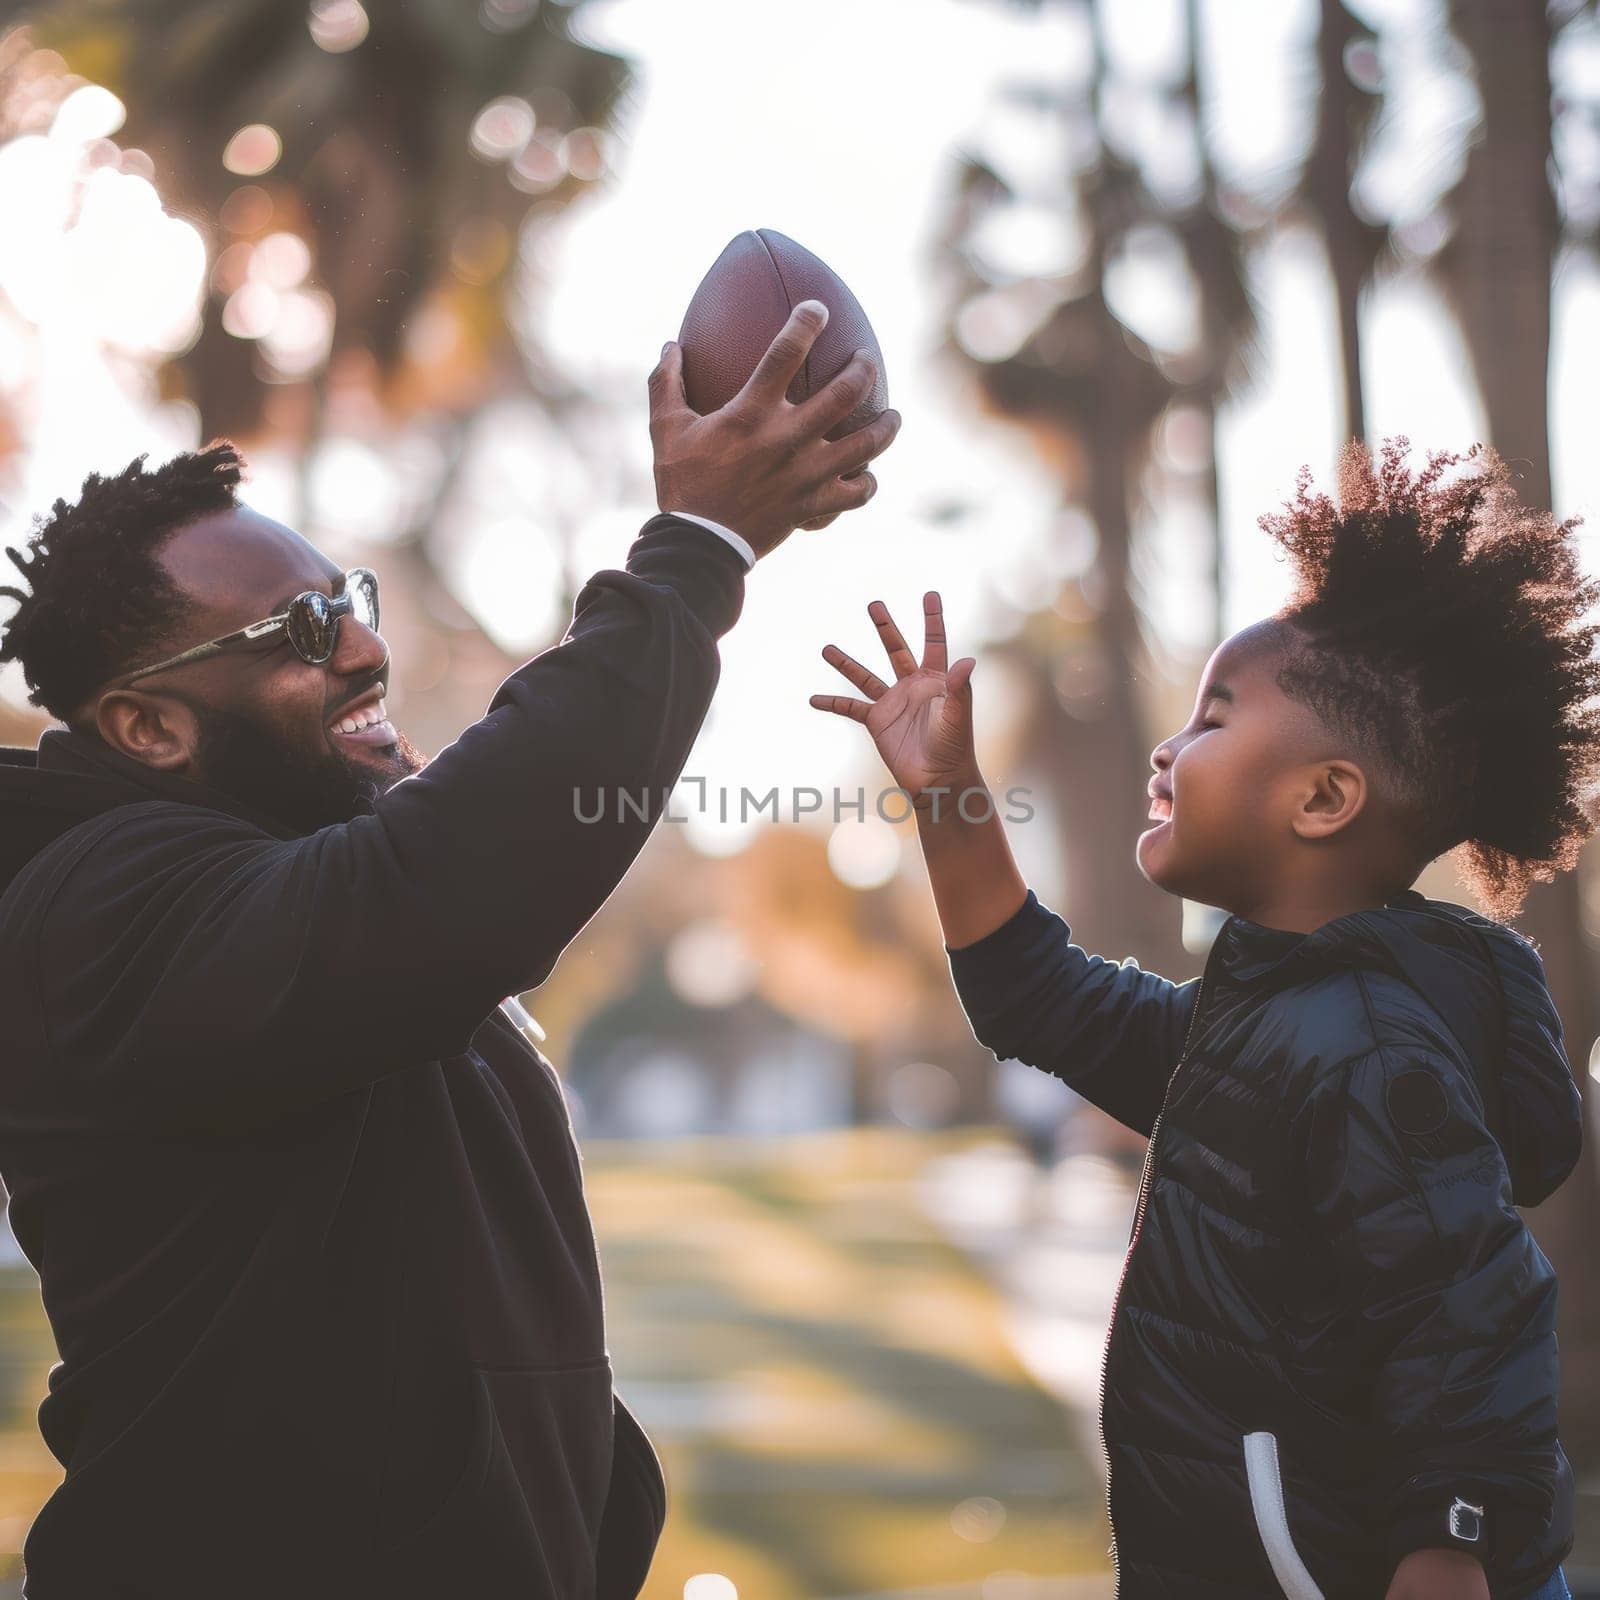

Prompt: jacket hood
xmin=0 ymin=727 xmax=302 ymax=901
xmin=1215 ymin=887 xmax=1582 ymax=1206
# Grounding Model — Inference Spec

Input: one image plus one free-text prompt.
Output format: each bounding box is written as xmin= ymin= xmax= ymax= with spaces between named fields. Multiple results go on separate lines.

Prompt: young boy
xmin=811 ymin=440 xmax=1593 ymax=1600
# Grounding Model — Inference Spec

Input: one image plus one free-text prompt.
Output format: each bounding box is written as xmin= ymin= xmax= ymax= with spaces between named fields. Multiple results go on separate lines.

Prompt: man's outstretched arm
xmin=30 ymin=306 xmax=903 ymax=1133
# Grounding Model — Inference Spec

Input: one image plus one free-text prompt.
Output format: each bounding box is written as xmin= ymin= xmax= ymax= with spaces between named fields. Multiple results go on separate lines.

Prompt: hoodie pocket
xmin=376 ymin=1358 xmax=617 ymax=1594
xmin=477 ymin=1355 xmax=616 ymax=1535
xmin=380 ymin=1369 xmax=497 ymax=1552
xmin=1244 ymin=1431 xmax=1326 ymax=1600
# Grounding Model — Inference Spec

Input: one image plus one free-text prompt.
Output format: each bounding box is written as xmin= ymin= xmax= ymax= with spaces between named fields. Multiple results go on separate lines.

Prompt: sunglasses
xmin=107 ymin=568 xmax=380 ymax=688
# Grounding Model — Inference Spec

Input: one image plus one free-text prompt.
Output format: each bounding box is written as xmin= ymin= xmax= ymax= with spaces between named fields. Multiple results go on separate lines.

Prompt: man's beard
xmin=191 ymin=701 xmax=429 ymax=833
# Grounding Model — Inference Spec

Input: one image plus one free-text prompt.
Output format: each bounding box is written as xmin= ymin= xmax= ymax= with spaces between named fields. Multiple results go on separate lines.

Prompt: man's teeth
xmin=332 ymin=699 xmax=387 ymax=735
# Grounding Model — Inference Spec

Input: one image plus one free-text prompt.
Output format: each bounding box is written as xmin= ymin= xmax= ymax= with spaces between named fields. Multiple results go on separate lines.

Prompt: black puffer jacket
xmin=948 ymin=886 xmax=1581 ymax=1600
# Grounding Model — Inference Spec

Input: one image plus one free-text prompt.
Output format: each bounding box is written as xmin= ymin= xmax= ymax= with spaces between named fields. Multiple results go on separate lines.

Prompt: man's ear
xmin=94 ymin=689 xmax=198 ymax=772
xmin=1293 ymin=759 xmax=1367 ymax=841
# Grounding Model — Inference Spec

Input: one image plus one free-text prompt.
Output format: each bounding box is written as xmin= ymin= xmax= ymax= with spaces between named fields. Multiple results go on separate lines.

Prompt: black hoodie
xmin=0 ymin=513 xmax=745 ymax=1599
xmin=947 ymin=886 xmax=1582 ymax=1599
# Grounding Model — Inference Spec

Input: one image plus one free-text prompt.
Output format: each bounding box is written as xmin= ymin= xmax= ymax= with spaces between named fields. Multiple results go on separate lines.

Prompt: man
xmin=0 ymin=301 xmax=899 ymax=1598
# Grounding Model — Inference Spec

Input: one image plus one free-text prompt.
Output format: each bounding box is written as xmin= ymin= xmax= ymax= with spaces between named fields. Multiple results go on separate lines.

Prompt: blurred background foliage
xmin=1 ymin=0 xmax=1599 ymax=1594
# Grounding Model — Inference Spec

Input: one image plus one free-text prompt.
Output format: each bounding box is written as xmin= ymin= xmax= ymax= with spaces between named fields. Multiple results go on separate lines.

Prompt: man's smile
xmin=326 ymin=683 xmax=397 ymax=749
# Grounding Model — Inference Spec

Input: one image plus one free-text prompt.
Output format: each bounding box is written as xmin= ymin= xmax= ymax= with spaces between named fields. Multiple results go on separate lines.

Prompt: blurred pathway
xmin=918 ymin=1141 xmax=1135 ymax=1585
xmin=589 ymin=1129 xmax=1111 ymax=1600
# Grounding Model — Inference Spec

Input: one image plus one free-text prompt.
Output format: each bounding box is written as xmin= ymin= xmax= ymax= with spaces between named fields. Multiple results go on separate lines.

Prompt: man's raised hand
xmin=649 ymin=301 xmax=902 ymax=561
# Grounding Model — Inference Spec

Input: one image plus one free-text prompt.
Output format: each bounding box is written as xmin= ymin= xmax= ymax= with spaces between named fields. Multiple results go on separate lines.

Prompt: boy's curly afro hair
xmin=1255 ymin=436 xmax=1600 ymax=925
xmin=0 ymin=442 xmax=244 ymax=728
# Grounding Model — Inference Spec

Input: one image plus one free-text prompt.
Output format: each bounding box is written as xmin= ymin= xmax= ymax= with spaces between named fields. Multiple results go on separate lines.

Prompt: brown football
xmin=677 ymin=228 xmax=889 ymax=443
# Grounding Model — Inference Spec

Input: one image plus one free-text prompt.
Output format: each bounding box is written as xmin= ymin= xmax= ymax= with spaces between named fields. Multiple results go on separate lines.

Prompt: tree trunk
xmin=1445 ymin=0 xmax=1600 ymax=1465
xmin=1183 ymin=0 xmax=1230 ymax=646
xmin=998 ymin=4 xmax=1193 ymax=991
xmin=1314 ymin=0 xmax=1370 ymax=444
xmin=1016 ymin=293 xmax=1195 ymax=988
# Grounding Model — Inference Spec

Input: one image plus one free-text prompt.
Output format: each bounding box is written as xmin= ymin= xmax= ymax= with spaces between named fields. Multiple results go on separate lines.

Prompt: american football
xmin=676 ymin=228 xmax=889 ymax=441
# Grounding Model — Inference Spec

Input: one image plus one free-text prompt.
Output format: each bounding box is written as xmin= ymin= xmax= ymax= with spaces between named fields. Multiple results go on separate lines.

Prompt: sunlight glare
xmin=683 ymin=1577 xmax=737 ymax=1600
xmin=49 ymin=85 xmax=125 ymax=144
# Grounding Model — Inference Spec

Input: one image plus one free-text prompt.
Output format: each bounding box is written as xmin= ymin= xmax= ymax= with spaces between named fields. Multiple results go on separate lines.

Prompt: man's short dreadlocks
xmin=1255 ymin=436 xmax=1600 ymax=925
xmin=0 ymin=442 xmax=244 ymax=728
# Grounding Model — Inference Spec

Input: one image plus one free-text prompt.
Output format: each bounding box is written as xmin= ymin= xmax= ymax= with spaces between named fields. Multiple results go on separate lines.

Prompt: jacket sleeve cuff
xmin=626 ymin=512 xmax=749 ymax=640
xmin=1387 ymin=1489 xmax=1498 ymax=1569
xmin=665 ymin=510 xmax=758 ymax=569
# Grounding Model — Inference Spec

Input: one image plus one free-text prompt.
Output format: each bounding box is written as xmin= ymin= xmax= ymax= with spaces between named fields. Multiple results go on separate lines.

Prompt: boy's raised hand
xmin=810 ymin=592 xmax=980 ymax=811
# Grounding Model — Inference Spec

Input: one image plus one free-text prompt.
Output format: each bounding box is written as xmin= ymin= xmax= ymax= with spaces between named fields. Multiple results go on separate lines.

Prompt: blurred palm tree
xmin=1302 ymin=0 xmax=1383 ymax=443
xmin=933 ymin=0 xmax=1255 ymax=982
xmin=1432 ymin=0 xmax=1600 ymax=1465
xmin=20 ymin=0 xmax=630 ymax=438
xmin=1176 ymin=0 xmax=1254 ymax=649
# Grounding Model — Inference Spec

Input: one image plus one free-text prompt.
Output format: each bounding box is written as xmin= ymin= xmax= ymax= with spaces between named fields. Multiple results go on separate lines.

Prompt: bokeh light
xmin=826 ymin=815 xmax=901 ymax=889
xmin=886 ymin=1060 xmax=960 ymax=1128
xmin=306 ymin=438 xmax=401 ymax=542
xmin=683 ymin=1577 xmax=737 ymax=1600
xmin=666 ymin=920 xmax=760 ymax=1008
xmin=222 ymin=123 xmax=282 ymax=177
xmin=951 ymin=1494 xmax=1008 ymax=1542
xmin=470 ymin=97 xmax=535 ymax=162
xmin=508 ymin=130 xmax=567 ymax=193
xmin=222 ymin=281 xmax=279 ymax=341
xmin=262 ymin=289 xmax=335 ymax=377
xmin=453 ymin=517 xmax=564 ymax=653
xmin=251 ymin=232 xmax=311 ymax=289
xmin=48 ymin=84 xmax=124 ymax=144
xmin=0 ymin=139 xmax=203 ymax=353
xmin=219 ymin=184 xmax=274 ymax=234
xmin=479 ymin=0 xmax=538 ymax=30
xmin=561 ymin=127 xmax=609 ymax=182
xmin=308 ymin=0 xmax=370 ymax=53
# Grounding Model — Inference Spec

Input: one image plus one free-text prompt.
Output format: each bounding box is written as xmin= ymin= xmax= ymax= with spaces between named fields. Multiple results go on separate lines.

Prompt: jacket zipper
xmin=1097 ymin=959 xmax=1214 ymax=1595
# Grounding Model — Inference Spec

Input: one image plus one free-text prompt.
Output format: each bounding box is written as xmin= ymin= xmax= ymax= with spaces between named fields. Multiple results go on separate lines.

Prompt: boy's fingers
xmin=821 ymin=642 xmax=888 ymax=701
xmin=947 ymin=655 xmax=976 ymax=695
xmin=868 ymin=600 xmax=917 ymax=681
xmin=809 ymin=692 xmax=873 ymax=725
xmin=922 ymin=591 xmax=947 ymax=674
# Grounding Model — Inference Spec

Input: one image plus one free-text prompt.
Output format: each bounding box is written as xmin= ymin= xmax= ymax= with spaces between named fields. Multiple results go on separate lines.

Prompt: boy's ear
xmin=1292 ymin=759 xmax=1367 ymax=840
